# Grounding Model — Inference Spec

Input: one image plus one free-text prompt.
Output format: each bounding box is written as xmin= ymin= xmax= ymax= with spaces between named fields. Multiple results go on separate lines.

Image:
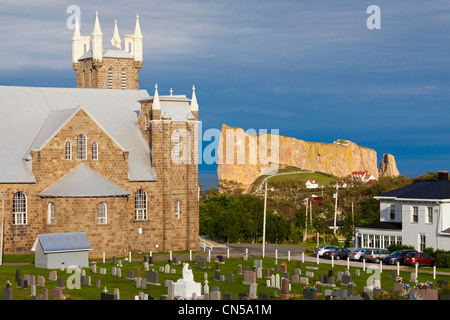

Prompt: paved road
xmin=204 ymin=243 xmax=450 ymax=276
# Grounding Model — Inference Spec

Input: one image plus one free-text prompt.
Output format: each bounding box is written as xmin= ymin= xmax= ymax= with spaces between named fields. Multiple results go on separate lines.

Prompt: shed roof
xmin=31 ymin=232 xmax=93 ymax=253
xmin=39 ymin=163 xmax=130 ymax=198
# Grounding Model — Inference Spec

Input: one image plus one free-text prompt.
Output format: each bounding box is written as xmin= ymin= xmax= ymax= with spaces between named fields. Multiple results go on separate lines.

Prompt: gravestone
xmin=146 ymin=271 xmax=161 ymax=286
xmin=126 ymin=270 xmax=134 ymax=280
xmin=40 ymin=288 xmax=48 ymax=300
xmin=305 ymin=271 xmax=314 ymax=278
xmin=341 ymin=274 xmax=351 ymax=285
xmin=393 ymin=282 xmax=403 ymax=292
xmin=223 ymin=293 xmax=232 ymax=300
xmin=238 ymin=292 xmax=249 ymax=300
xmin=254 ymin=260 xmax=263 ymax=269
xmin=37 ymin=276 xmax=45 ymax=287
xmin=101 ymin=292 xmax=115 ymax=300
xmin=15 ymin=269 xmax=20 ymax=282
xmin=49 ymin=271 xmax=57 ymax=281
xmin=242 ymin=270 xmax=256 ymax=285
xmin=300 ymin=277 xmax=309 ymax=285
xmin=237 ymin=264 xmax=243 ymax=275
xmin=280 ymin=278 xmax=290 ymax=300
xmin=249 ymin=283 xmax=258 ymax=299
xmin=3 ymin=288 xmax=13 ymax=300
xmin=210 ymin=291 xmax=221 ymax=300
xmin=226 ymin=274 xmax=234 ymax=283
xmin=292 ymin=274 xmax=299 ymax=283
xmin=259 ymin=292 xmax=270 ymax=300
xmin=56 ymin=277 xmax=64 ymax=289
xmin=52 ymin=288 xmax=64 ymax=300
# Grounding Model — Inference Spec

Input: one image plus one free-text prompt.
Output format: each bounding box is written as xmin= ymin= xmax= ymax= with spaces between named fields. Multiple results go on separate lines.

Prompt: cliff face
xmin=217 ymin=124 xmax=399 ymax=192
xmin=379 ymin=153 xmax=400 ymax=177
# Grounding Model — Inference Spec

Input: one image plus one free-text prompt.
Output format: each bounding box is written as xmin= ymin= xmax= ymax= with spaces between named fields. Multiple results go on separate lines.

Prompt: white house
xmin=355 ymin=171 xmax=450 ymax=251
xmin=306 ymin=180 xmax=319 ymax=189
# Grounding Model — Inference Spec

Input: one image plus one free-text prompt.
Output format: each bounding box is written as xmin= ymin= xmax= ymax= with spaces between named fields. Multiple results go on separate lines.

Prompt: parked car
xmin=404 ymin=252 xmax=436 ymax=267
xmin=362 ymin=249 xmax=391 ymax=263
xmin=313 ymin=245 xmax=338 ymax=257
xmin=322 ymin=247 xmax=351 ymax=260
xmin=383 ymin=250 xmax=417 ymax=265
xmin=348 ymin=248 xmax=371 ymax=261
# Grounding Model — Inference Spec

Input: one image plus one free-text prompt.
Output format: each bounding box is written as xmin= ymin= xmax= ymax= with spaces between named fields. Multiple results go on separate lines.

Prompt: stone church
xmin=0 ymin=12 xmax=199 ymax=258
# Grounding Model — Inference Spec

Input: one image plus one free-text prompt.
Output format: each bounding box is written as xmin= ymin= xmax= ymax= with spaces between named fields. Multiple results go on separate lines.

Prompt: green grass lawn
xmin=1 ymin=252 xmax=449 ymax=300
xmin=268 ymin=172 xmax=336 ymax=188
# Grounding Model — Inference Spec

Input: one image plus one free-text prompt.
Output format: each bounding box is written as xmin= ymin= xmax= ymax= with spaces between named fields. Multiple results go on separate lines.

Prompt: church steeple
xmin=91 ymin=11 xmax=103 ymax=62
xmin=73 ymin=12 xmax=143 ymax=90
xmin=111 ymin=19 xmax=122 ymax=49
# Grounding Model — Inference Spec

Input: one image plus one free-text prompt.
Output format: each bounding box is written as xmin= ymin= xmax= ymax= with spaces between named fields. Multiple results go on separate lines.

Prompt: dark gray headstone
xmin=3 ymin=287 xmax=13 ymax=300
xmin=101 ymin=292 xmax=115 ymax=300
xmin=223 ymin=293 xmax=232 ymax=300
xmin=259 ymin=292 xmax=270 ymax=300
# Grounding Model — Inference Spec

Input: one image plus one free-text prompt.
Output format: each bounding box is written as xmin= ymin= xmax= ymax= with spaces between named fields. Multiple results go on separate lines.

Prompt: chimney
xmin=438 ymin=171 xmax=449 ymax=180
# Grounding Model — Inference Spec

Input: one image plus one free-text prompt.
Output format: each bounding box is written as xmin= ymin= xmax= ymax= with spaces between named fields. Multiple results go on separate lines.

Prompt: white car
xmin=348 ymin=248 xmax=371 ymax=261
xmin=313 ymin=245 xmax=338 ymax=257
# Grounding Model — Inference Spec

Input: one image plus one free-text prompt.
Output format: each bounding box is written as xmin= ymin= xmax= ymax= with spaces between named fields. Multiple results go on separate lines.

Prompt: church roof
xmin=39 ymin=163 xmax=130 ymax=198
xmin=139 ymin=94 xmax=193 ymax=122
xmin=78 ymin=44 xmax=135 ymax=60
xmin=0 ymin=85 xmax=155 ymax=183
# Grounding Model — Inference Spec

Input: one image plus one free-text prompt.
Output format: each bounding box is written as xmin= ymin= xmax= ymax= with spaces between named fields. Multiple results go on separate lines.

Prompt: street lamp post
xmin=262 ymin=179 xmax=268 ymax=258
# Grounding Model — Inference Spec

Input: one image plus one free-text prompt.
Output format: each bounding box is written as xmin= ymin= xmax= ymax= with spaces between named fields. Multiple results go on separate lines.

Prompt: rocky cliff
xmin=217 ymin=124 xmax=399 ymax=192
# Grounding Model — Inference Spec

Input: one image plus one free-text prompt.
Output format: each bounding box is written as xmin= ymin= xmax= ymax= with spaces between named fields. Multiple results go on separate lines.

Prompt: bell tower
xmin=72 ymin=12 xmax=143 ymax=90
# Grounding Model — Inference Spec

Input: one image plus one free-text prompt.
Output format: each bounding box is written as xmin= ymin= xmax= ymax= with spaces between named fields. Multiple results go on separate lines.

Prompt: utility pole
xmin=304 ymin=198 xmax=308 ymax=242
xmin=262 ymin=179 xmax=267 ymax=258
xmin=334 ymin=183 xmax=338 ymax=236
xmin=0 ymin=192 xmax=4 ymax=265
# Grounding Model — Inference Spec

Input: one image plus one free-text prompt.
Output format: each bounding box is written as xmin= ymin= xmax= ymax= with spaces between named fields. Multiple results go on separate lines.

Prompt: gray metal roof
xmin=78 ymin=44 xmax=135 ymax=60
xmin=32 ymin=232 xmax=93 ymax=253
xmin=0 ymin=85 xmax=156 ymax=183
xmin=39 ymin=163 xmax=130 ymax=197
xmin=140 ymin=95 xmax=193 ymax=122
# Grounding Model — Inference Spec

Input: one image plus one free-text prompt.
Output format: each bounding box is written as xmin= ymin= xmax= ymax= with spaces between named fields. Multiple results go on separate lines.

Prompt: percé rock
xmin=217 ymin=124 xmax=399 ymax=192
xmin=379 ymin=153 xmax=400 ymax=177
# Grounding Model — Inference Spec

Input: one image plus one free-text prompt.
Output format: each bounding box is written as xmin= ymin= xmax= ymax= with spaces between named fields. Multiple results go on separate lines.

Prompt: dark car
xmin=404 ymin=252 xmax=436 ymax=267
xmin=322 ymin=247 xmax=351 ymax=260
xmin=383 ymin=250 xmax=417 ymax=265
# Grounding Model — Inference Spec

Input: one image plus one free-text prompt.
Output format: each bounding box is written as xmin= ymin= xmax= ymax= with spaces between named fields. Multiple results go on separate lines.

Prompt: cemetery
xmin=2 ymin=248 xmax=450 ymax=300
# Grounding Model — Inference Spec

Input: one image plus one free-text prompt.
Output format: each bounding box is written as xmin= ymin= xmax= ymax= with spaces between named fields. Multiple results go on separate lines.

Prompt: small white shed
xmin=31 ymin=232 xmax=93 ymax=269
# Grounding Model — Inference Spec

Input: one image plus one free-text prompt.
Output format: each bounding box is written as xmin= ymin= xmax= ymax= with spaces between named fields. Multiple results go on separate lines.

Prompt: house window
xmin=419 ymin=234 xmax=426 ymax=251
xmin=426 ymin=207 xmax=433 ymax=224
xmin=92 ymin=142 xmax=98 ymax=160
xmin=121 ymin=70 xmax=126 ymax=90
xmin=13 ymin=192 xmax=27 ymax=225
xmin=390 ymin=204 xmax=395 ymax=220
xmin=175 ymin=201 xmax=180 ymax=219
xmin=412 ymin=206 xmax=419 ymax=223
xmin=375 ymin=235 xmax=380 ymax=248
xmin=108 ymin=69 xmax=113 ymax=89
xmin=48 ymin=203 xmax=55 ymax=224
xmin=135 ymin=189 xmax=147 ymax=220
xmin=77 ymin=134 xmax=87 ymax=160
xmin=65 ymin=142 xmax=72 ymax=160
xmin=98 ymin=202 xmax=107 ymax=224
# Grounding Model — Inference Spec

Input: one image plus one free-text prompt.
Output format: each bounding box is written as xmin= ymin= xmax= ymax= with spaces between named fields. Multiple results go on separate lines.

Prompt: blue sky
xmin=1 ymin=0 xmax=449 ymax=187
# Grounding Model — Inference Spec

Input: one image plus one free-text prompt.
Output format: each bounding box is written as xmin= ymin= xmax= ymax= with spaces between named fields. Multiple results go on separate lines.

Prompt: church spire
xmin=152 ymin=84 xmax=161 ymax=110
xmin=92 ymin=11 xmax=103 ymax=36
xmin=111 ymin=19 xmax=122 ymax=49
xmin=134 ymin=14 xmax=143 ymax=38
xmin=73 ymin=16 xmax=81 ymax=40
xmin=190 ymin=85 xmax=198 ymax=113
xmin=91 ymin=11 xmax=103 ymax=62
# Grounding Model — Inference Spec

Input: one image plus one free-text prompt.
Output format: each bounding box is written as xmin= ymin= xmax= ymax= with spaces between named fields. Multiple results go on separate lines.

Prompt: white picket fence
xmin=199 ymin=237 xmax=227 ymax=252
